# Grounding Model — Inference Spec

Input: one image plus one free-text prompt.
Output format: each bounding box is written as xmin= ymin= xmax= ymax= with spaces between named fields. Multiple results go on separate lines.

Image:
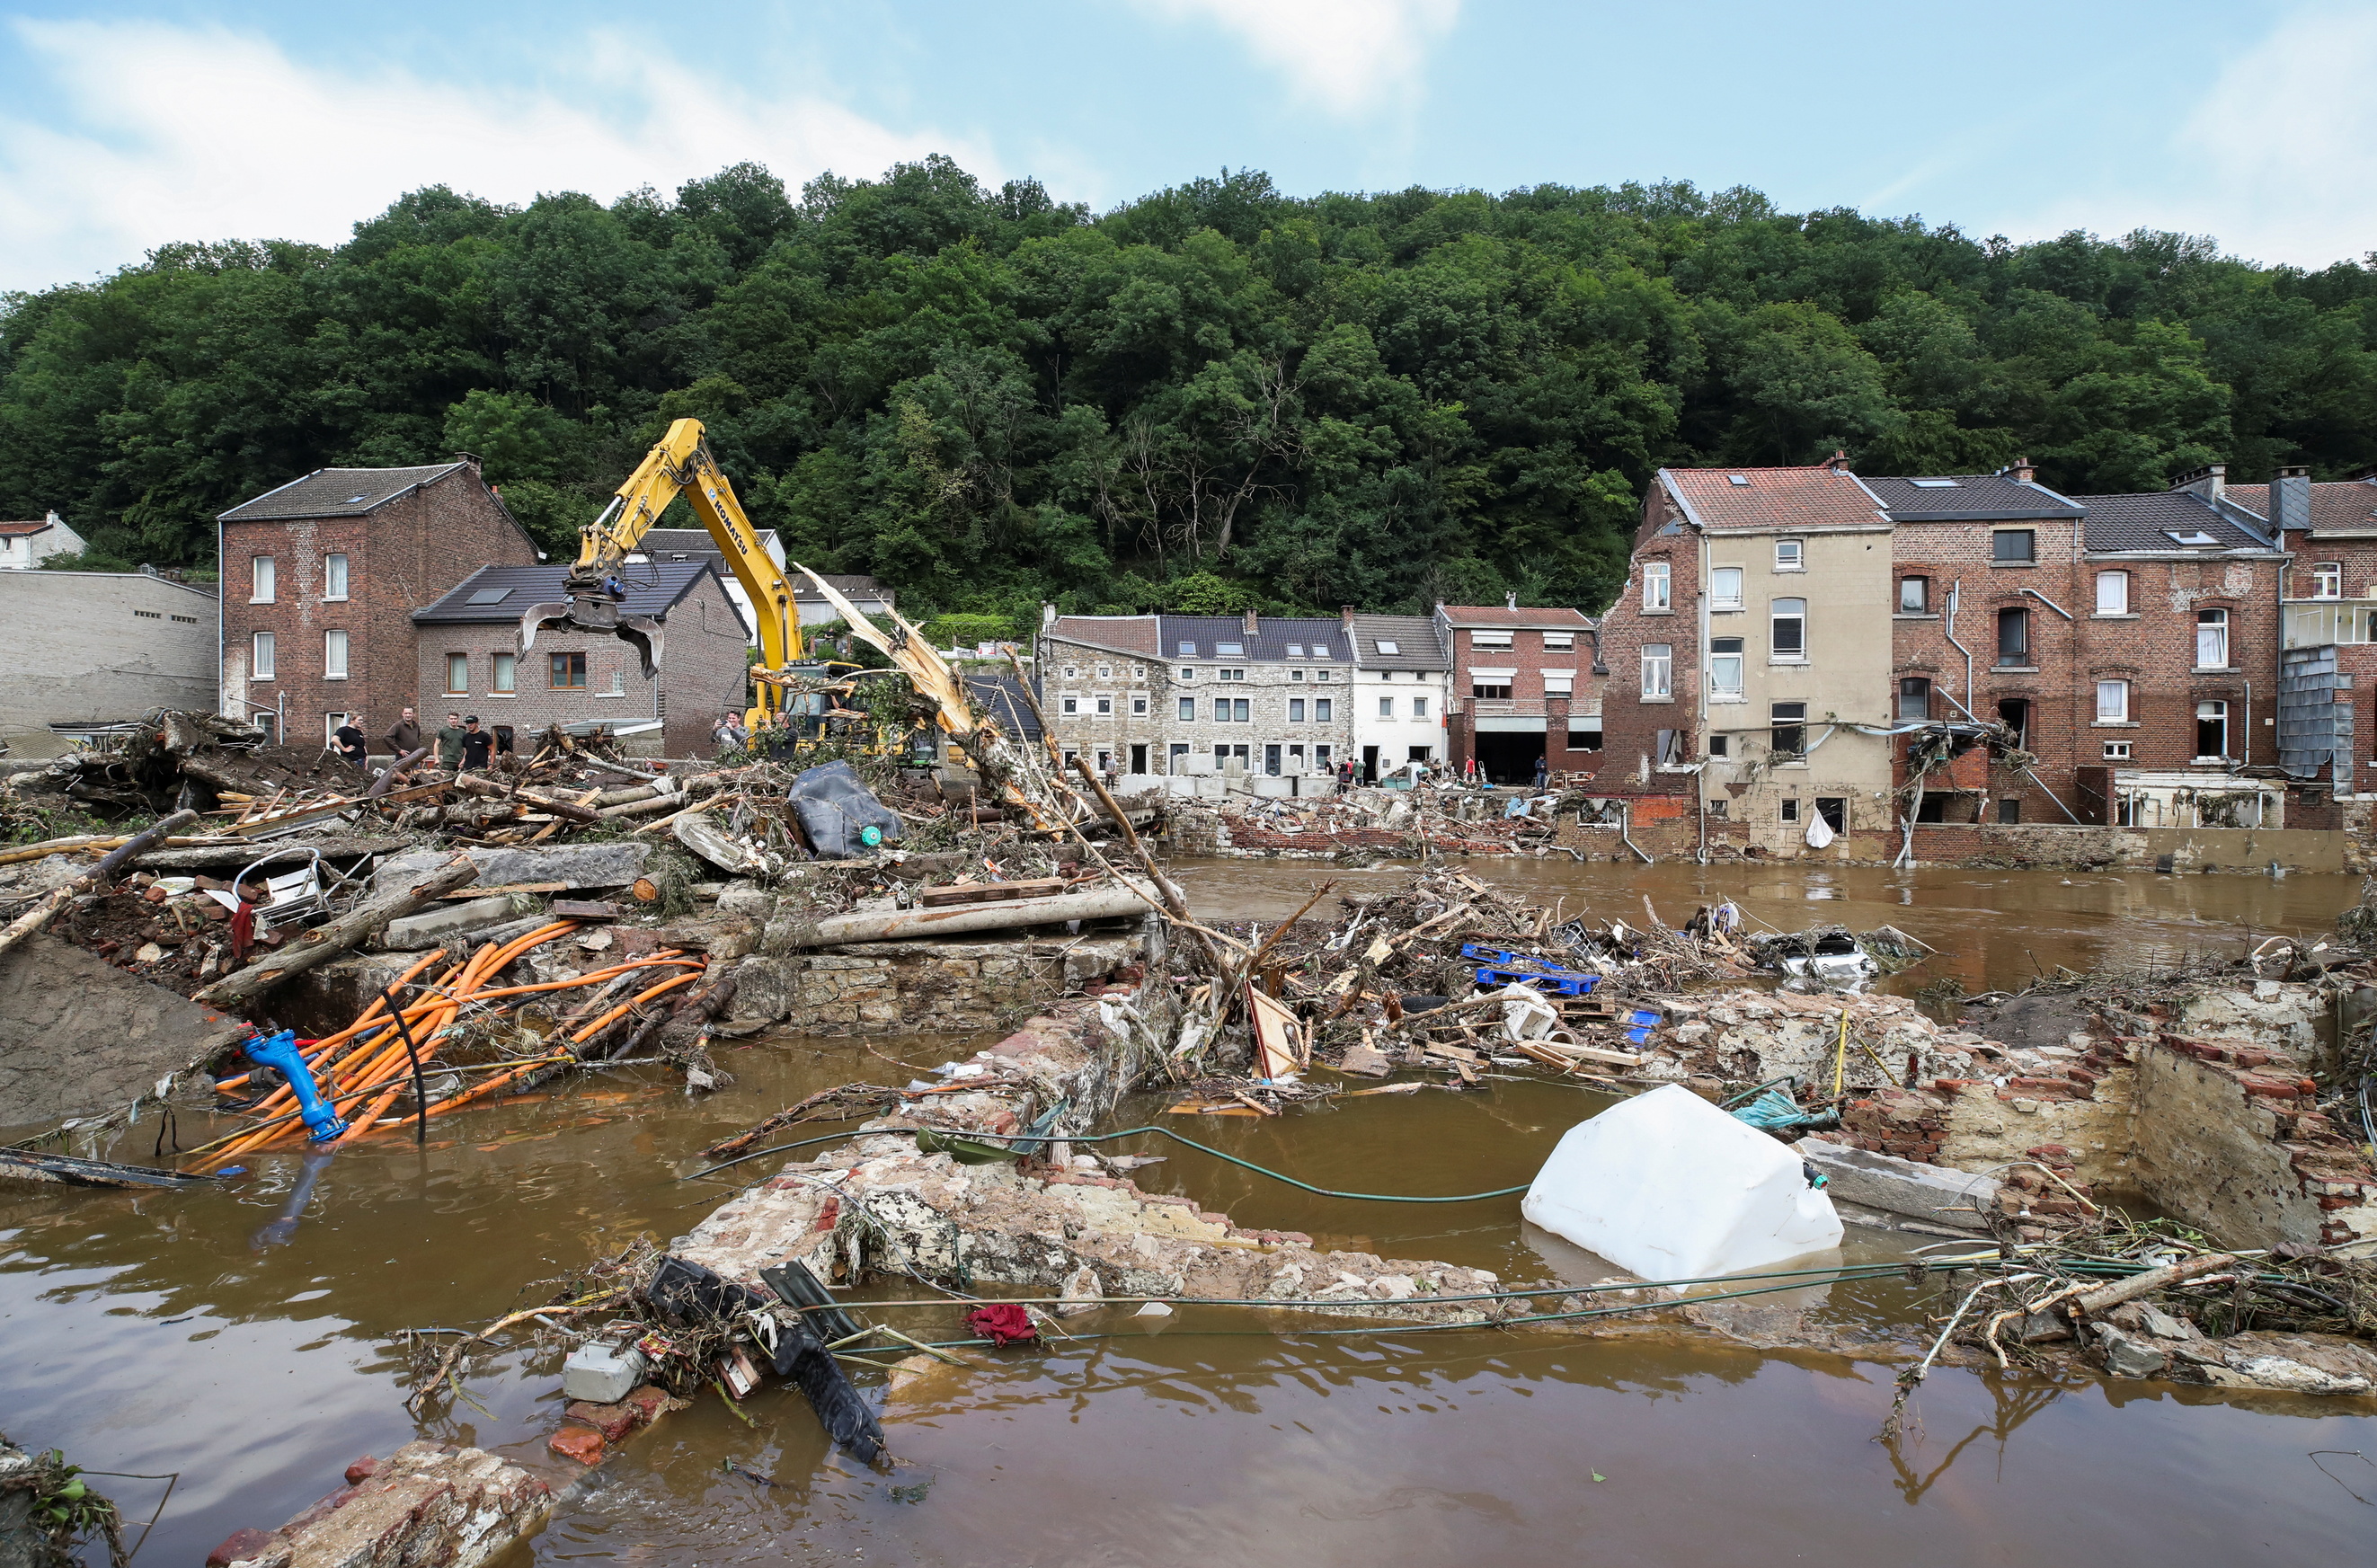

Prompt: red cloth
xmin=229 ymin=900 xmax=257 ymax=962
xmin=965 ymin=1303 xmax=1038 ymax=1347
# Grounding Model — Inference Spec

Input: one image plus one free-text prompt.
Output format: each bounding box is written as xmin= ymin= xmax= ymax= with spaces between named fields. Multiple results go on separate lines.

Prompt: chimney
xmin=1340 ymin=604 xmax=1355 ymax=626
xmin=1822 ymin=448 xmax=1851 ymax=474
xmin=2007 ymin=456 xmax=2035 ymax=484
xmin=1504 ymin=590 xmax=1519 ymax=611
xmin=2172 ymin=464 xmax=2227 ymax=500
xmin=1042 ymin=602 xmax=1056 ymax=627
xmin=1242 ymin=608 xmax=1258 ymax=635
xmin=2271 ymin=465 xmax=2311 ymax=536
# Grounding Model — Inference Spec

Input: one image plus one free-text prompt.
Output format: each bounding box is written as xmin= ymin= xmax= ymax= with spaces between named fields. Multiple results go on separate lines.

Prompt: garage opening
xmin=1473 ymin=730 xmax=1546 ymax=786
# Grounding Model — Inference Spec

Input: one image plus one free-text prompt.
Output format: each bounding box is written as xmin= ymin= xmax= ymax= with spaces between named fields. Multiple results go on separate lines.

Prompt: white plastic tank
xmin=1521 ymin=1084 xmax=1841 ymax=1283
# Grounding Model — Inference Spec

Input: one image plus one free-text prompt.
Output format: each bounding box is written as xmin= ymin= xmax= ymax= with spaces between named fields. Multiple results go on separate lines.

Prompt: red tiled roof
xmin=1436 ymin=605 xmax=1595 ymax=628
xmin=2225 ymin=478 xmax=2377 ymax=535
xmin=1662 ymin=465 xmax=1890 ymax=532
xmin=0 ymin=520 xmax=52 ymax=536
xmin=1046 ymin=615 xmax=1160 ymax=657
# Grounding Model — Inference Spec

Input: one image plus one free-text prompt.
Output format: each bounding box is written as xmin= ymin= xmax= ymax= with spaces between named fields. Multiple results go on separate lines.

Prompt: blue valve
xmin=244 ymin=1030 xmax=347 ymax=1142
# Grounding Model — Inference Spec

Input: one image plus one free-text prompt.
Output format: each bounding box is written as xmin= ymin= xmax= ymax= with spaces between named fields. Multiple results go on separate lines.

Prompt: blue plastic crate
xmin=1474 ymin=966 xmax=1597 ymax=997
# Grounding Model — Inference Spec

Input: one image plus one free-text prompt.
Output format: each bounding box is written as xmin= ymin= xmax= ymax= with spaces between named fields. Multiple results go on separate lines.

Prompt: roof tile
xmin=1663 ymin=465 xmax=1890 ymax=532
xmin=412 ymin=562 xmax=728 ymax=625
xmin=220 ymin=463 xmax=471 ymax=522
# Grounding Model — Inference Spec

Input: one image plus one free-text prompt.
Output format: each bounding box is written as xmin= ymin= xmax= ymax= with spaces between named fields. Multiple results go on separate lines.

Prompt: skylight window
xmin=1375 ymin=639 xmax=1400 ymax=655
xmin=1911 ymin=479 xmax=1959 ymax=489
xmin=1216 ymin=642 xmax=1244 ymax=656
xmin=1727 ymin=474 xmax=1750 ymax=486
xmin=1285 ymin=642 xmax=1305 ymax=657
xmin=2164 ymin=530 xmax=2220 ymax=546
xmin=465 ymin=587 xmax=513 ymax=605
xmin=1177 ymin=641 xmax=1197 ymax=656
xmin=344 ymin=493 xmax=369 ymax=504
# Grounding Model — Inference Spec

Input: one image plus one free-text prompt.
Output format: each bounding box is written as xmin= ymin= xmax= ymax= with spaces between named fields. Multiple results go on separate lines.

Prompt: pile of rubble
xmin=1169 ymin=786 xmax=1575 ymax=862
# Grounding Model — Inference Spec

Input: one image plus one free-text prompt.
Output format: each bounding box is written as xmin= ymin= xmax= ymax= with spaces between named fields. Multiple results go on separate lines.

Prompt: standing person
xmin=1462 ymin=755 xmax=1478 ymax=787
xmin=1532 ymin=755 xmax=1548 ymax=791
xmin=332 ymin=715 xmax=368 ymax=768
xmin=384 ymin=706 xmax=421 ymax=758
xmin=434 ymin=713 xmax=467 ymax=771
xmin=460 ymin=715 xmax=493 ymax=771
xmin=714 ymin=710 xmax=749 ymax=753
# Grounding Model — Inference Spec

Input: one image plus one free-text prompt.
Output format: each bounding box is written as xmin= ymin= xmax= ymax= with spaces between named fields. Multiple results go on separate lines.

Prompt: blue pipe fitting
xmin=244 ymin=1030 xmax=347 ymax=1142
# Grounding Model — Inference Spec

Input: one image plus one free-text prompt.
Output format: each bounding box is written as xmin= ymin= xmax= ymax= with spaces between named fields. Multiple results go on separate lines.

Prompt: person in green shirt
xmin=434 ymin=712 xmax=467 ymax=771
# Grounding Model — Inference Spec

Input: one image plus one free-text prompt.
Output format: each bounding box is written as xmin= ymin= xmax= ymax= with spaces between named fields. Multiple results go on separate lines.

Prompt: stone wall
xmin=731 ymin=934 xmax=1143 ymax=1034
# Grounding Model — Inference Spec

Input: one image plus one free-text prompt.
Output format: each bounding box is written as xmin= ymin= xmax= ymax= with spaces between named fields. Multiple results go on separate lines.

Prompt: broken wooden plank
xmin=439 ymin=882 xmax=570 ymax=899
xmin=1422 ymin=1041 xmax=1480 ymax=1064
xmin=917 ymin=877 xmax=1067 ymax=909
xmin=551 ymin=899 xmax=621 ymax=921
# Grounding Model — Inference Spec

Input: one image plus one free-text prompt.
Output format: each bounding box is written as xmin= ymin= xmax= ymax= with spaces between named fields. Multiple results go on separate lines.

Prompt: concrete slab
xmin=0 ymin=932 xmax=249 ymax=1129
xmin=377 ymin=896 xmax=525 ymax=952
xmin=372 ymin=842 xmax=652 ymax=896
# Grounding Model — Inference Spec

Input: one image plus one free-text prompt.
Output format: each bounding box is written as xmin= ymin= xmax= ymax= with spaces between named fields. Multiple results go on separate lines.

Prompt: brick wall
xmin=1592 ymin=483 xmax=1698 ymax=795
xmin=220 ymin=469 xmax=537 ymax=748
xmin=415 ymin=573 xmax=750 ymax=757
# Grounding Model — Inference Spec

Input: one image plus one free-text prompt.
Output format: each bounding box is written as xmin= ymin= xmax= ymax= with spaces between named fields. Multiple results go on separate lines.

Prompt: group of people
xmin=331 ymin=707 xmax=499 ymax=775
xmin=1318 ymin=754 xmax=1551 ymax=793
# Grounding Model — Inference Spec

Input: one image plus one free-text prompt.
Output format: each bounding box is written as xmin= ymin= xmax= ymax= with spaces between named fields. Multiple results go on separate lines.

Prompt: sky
xmin=0 ymin=0 xmax=2370 ymax=293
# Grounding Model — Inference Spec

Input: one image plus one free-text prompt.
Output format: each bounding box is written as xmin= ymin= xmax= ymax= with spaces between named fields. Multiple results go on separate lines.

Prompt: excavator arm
xmin=518 ymin=418 xmax=802 ymax=694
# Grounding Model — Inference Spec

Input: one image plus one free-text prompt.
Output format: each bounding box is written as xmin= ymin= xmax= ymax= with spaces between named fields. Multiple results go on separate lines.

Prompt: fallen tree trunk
xmin=194 ymin=854 xmax=480 ymax=1011
xmin=2070 ymin=1253 xmax=2237 ymax=1319
xmin=367 ymin=748 xmax=432 ymax=797
xmin=453 ymin=775 xmax=603 ymax=823
xmin=596 ymin=793 xmax=686 ymax=819
xmin=803 ymin=882 xmax=1158 ymax=947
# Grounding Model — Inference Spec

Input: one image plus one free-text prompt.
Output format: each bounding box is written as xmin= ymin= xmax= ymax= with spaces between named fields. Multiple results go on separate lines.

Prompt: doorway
xmin=1473 ymin=730 xmax=1546 ymax=785
xmin=1130 ymin=743 xmax=1148 ymax=775
xmin=1264 ymin=743 xmax=1282 ymax=776
xmin=1361 ymin=745 xmax=1379 ymax=784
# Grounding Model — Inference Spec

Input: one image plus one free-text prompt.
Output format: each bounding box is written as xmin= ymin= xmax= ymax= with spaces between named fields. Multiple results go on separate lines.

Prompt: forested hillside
xmin=3 ymin=156 xmax=2373 ymax=633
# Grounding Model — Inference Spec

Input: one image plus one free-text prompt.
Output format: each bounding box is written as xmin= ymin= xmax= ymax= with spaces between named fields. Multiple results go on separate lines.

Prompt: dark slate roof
xmin=1866 ymin=474 xmax=2084 ymax=520
xmin=1348 ymin=614 xmax=1450 ymax=671
xmin=966 ymin=673 xmax=1043 ymax=742
xmin=2076 ymin=492 xmax=2278 ymax=554
xmin=412 ymin=562 xmax=724 ymax=624
xmin=220 ymin=463 xmax=473 ymax=522
xmin=1157 ymin=615 xmax=1350 ymax=662
xmin=632 ymin=527 xmax=781 ymax=558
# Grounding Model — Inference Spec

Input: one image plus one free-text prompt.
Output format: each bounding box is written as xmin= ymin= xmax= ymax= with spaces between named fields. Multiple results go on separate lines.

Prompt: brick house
xmin=1346 ymin=611 xmax=1450 ymax=783
xmin=217 ymin=462 xmax=539 ymax=749
xmin=1037 ymin=608 xmax=1354 ymax=780
xmin=412 ymin=563 xmax=752 ymax=758
xmin=1593 ymin=461 xmax=1898 ymax=855
xmin=1436 ymin=598 xmax=1601 ymax=785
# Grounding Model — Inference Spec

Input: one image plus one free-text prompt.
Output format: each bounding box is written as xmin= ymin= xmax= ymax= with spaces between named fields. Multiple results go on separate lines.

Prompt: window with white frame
xmin=2096 ymin=679 xmax=2130 ymax=722
xmin=1774 ymin=540 xmax=1804 ymax=571
xmin=1177 ymin=697 xmax=1194 ymax=722
xmin=1543 ymin=631 xmax=1574 ymax=651
xmin=323 ymin=629 xmax=348 ymax=679
xmin=1219 ymin=668 xmax=1246 ymax=681
xmin=1710 ymin=567 xmax=1743 ymax=610
xmin=2312 ymin=563 xmax=2343 ymax=599
xmin=1471 ymin=630 xmax=1513 ymax=650
xmin=2196 ymin=607 xmax=2230 ymax=669
xmin=252 ymin=631 xmax=276 ymax=678
xmin=1131 ymin=695 xmax=1148 ymax=715
xmin=1641 ymin=643 xmax=1672 ymax=699
xmin=1412 ymin=696 xmax=1429 ymax=718
xmin=324 ymin=553 xmax=348 ymax=600
xmin=2102 ymin=740 xmax=2132 ymax=759
xmin=1095 ymin=695 xmax=1113 ymax=715
xmin=1898 ymin=577 xmax=1928 ymax=614
xmin=1708 ymin=636 xmax=1743 ymax=696
xmin=1642 ymin=561 xmax=1671 ymax=611
xmin=1060 ymin=695 xmax=1078 ymax=715
xmin=2196 ymin=699 xmax=2230 ymax=760
xmin=1095 ymin=663 xmax=1111 ymax=678
xmin=2095 ymin=570 xmax=2129 ymax=615
xmin=1770 ymin=598 xmax=1806 ymax=660
xmin=252 ymin=555 xmax=276 ymax=603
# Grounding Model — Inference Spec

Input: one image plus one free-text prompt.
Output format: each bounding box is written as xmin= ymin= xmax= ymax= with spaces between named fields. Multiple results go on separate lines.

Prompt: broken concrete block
xmin=0 ymin=932 xmax=250 ymax=1127
xmin=373 ymin=842 xmax=652 ymax=897
xmin=377 ymin=895 xmax=521 ymax=952
xmin=1796 ymin=1138 xmax=2000 ymax=1233
xmin=2095 ymin=1325 xmax=2170 ymax=1378
xmin=717 ymin=882 xmax=777 ymax=921
xmin=2137 ymin=1305 xmax=2199 ymax=1341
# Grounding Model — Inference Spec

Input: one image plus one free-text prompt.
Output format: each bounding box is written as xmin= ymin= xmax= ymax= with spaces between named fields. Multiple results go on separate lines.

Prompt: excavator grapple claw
xmin=518 ymin=596 xmax=665 ymax=679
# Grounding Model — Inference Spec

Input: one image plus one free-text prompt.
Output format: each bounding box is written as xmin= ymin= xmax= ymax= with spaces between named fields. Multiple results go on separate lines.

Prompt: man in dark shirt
xmin=333 ymin=716 xmax=368 ymax=767
xmin=460 ymin=715 xmax=493 ymax=771
xmin=384 ymin=706 xmax=421 ymax=757
xmin=434 ymin=713 xmax=467 ymax=771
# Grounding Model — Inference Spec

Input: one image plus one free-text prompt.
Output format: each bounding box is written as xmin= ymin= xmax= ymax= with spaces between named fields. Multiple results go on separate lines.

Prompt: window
xmin=1642 ymin=561 xmax=1672 ymax=611
xmin=1710 ymin=568 xmax=1743 ymax=610
xmin=1315 ymin=745 xmax=1334 ymax=768
xmin=1220 ymin=698 xmax=1250 ymax=722
xmin=1996 ymin=607 xmax=2030 ymax=667
xmin=1705 ymin=733 xmax=1726 ymax=757
xmin=1997 ymin=697 xmax=2030 ymax=747
xmin=1312 ymin=645 xmax=1332 ymax=660
xmin=2095 ymin=571 xmax=2130 ymax=615
xmin=1216 ymin=642 xmax=1244 ymax=657
xmin=1060 ymin=695 xmax=1079 ymax=716
xmin=1095 ymin=695 xmax=1113 ymax=715
xmin=1706 ymin=798 xmax=1729 ymax=820
xmin=2312 ymin=563 xmax=2344 ymax=599
xmin=1317 ymin=669 xmax=1332 ymax=680
xmin=1543 ymin=632 xmax=1574 ymax=651
xmin=1640 ymin=644 xmax=1672 ymax=699
xmin=2196 ymin=607 xmax=2230 ymax=669
xmin=445 ymin=651 xmax=467 ymax=694
xmin=1543 ymin=673 xmax=1573 ymax=695
xmin=492 ymin=652 xmax=516 ymax=694
xmin=1472 ymin=630 xmax=1513 ymax=650
xmin=252 ymin=631 xmax=276 ymax=678
xmin=1177 ymin=641 xmax=1197 ymax=657
xmin=1063 ymin=666 xmax=1078 ymax=679
xmin=1472 ymin=678 xmax=1514 ymax=700
xmin=1770 ymin=701 xmax=1807 ymax=760
xmin=1219 ymin=669 xmax=1246 ymax=681
xmin=1285 ymin=643 xmax=1305 ymax=658
xmin=1374 ymin=639 xmax=1401 ymax=655
xmin=1656 ymin=729 xmax=1686 ymax=766
xmin=1290 ymin=697 xmax=1307 ymax=722
xmin=607 ymin=669 xmax=624 ymax=696
xmin=323 ymin=629 xmax=348 ymax=679
xmin=1169 ymin=742 xmax=1190 ymax=769
xmin=320 ymin=553 xmax=350 ymax=602
xmin=1379 ymin=696 xmax=1394 ymax=718
xmin=1774 ymin=540 xmax=1803 ymax=571
xmin=2096 ymin=679 xmax=2130 ymax=722
xmin=1132 ymin=665 xmax=1146 ymax=678
xmin=1179 ymin=668 xmax=1195 ymax=681
xmin=1095 ymin=663 xmax=1111 ymax=679
xmin=1315 ymin=698 xmax=1332 ymax=722
xmin=1998 ymin=798 xmax=2022 ymax=825
xmin=2103 ymin=740 xmax=2133 ymax=759
xmin=1709 ymin=636 xmax=1743 ymax=697
xmin=1131 ymin=695 xmax=1148 ymax=715
xmin=1992 ymin=530 xmax=2036 ymax=563
xmin=1816 ymin=798 xmax=1847 ymax=833
xmin=1178 ymin=696 xmax=1195 ymax=722
xmin=1291 ymin=669 xmax=1306 ymax=682
xmin=1571 ymin=722 xmax=1603 ymax=750
xmin=1412 ymin=696 xmax=1429 ymax=718
xmin=551 ymin=652 xmax=587 ymax=688
xmin=2195 ymin=700 xmax=2230 ymax=760
xmin=1780 ymin=797 xmax=1801 ymax=822
xmin=1897 ymin=677 xmax=1930 ymax=721
xmin=1899 ymin=577 xmax=1928 ymax=614
xmin=1770 ymin=598 xmax=1806 ymax=660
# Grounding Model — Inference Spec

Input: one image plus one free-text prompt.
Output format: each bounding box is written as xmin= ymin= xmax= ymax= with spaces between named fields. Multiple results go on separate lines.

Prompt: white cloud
xmin=0 ymin=19 xmax=998 ymax=293
xmin=1131 ymin=0 xmax=1460 ymax=115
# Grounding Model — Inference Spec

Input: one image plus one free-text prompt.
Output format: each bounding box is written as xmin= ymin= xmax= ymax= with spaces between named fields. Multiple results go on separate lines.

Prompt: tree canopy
xmin=4 ymin=156 xmax=2372 ymax=625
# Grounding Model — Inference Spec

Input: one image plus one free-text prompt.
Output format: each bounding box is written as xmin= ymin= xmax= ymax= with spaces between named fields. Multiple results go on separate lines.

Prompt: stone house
xmin=0 ymin=568 xmax=217 ymax=754
xmin=0 ymin=510 xmax=86 ymax=569
xmin=1436 ymin=598 xmax=1602 ymax=785
xmin=1345 ymin=610 xmax=1450 ymax=783
xmin=627 ymin=526 xmax=785 ymax=648
xmin=217 ymin=461 xmax=539 ymax=749
xmin=412 ymin=563 xmax=752 ymax=758
xmin=1037 ymin=609 xmax=1354 ymax=780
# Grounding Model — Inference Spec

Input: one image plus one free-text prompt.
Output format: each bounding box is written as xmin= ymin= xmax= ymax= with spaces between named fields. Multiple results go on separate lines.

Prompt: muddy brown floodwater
xmin=4 ymin=863 xmax=2375 ymax=1567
